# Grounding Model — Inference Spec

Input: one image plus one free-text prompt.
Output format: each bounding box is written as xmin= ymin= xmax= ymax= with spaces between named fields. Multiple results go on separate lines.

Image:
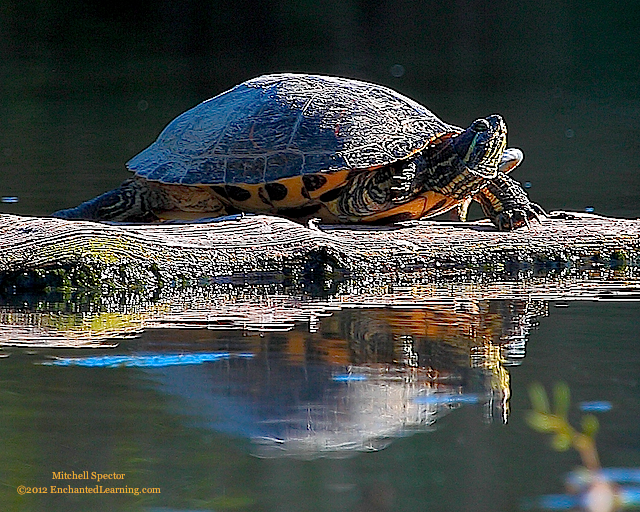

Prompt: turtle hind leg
xmin=475 ymin=174 xmax=545 ymax=231
xmin=52 ymin=178 xmax=165 ymax=222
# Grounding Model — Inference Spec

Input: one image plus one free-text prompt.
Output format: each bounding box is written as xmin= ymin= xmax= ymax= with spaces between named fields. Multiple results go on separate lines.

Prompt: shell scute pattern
xmin=185 ymin=159 xmax=226 ymax=185
xmin=223 ymin=99 xmax=298 ymax=154
xmin=288 ymin=121 xmax=341 ymax=166
xmin=127 ymin=74 xmax=456 ymax=189
xmin=226 ymin=157 xmax=266 ymax=185
xmin=264 ymin=152 xmax=306 ymax=183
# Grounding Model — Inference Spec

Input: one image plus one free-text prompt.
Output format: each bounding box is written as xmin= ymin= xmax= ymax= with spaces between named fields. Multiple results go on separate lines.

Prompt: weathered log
xmin=0 ymin=211 xmax=639 ymax=294
xmin=2 ymin=210 xmax=640 ymax=346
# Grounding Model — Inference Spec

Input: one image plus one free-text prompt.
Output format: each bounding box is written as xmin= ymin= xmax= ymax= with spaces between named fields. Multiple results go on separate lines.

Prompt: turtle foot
xmin=493 ymin=202 xmax=546 ymax=231
xmin=474 ymin=173 xmax=546 ymax=231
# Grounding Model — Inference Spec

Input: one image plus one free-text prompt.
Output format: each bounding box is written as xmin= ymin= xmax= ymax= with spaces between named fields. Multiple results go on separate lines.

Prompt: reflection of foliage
xmin=527 ymin=382 xmax=600 ymax=470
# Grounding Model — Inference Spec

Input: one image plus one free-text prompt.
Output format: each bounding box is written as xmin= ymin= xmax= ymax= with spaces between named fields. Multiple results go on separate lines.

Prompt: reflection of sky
xmin=44 ymin=351 xmax=491 ymax=457
xmin=145 ymin=358 xmax=435 ymax=456
xmin=44 ymin=352 xmax=253 ymax=368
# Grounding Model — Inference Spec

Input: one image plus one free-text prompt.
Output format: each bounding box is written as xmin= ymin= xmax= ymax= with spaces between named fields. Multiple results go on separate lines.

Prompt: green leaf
xmin=581 ymin=414 xmax=600 ymax=438
xmin=529 ymin=382 xmax=550 ymax=414
xmin=551 ymin=432 xmax=572 ymax=451
xmin=526 ymin=411 xmax=555 ymax=432
xmin=553 ymin=382 xmax=571 ymax=419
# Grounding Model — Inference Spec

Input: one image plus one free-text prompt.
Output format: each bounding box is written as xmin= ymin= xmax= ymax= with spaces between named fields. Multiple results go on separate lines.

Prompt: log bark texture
xmin=1 ymin=211 xmax=639 ymax=293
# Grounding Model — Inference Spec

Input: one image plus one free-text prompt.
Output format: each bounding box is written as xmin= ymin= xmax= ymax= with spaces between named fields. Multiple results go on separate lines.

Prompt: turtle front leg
xmin=475 ymin=174 xmax=545 ymax=230
xmin=457 ymin=197 xmax=473 ymax=222
xmin=455 ymin=147 xmax=525 ymax=223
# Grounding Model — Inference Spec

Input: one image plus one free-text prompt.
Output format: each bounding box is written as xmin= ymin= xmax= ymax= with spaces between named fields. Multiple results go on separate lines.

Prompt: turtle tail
xmin=52 ymin=178 xmax=161 ymax=222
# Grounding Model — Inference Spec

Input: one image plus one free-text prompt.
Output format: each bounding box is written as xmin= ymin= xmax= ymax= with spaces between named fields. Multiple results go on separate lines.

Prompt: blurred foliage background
xmin=0 ymin=0 xmax=639 ymax=217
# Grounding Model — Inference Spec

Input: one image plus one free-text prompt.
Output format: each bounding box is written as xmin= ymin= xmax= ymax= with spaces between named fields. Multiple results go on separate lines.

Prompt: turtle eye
xmin=472 ymin=119 xmax=490 ymax=132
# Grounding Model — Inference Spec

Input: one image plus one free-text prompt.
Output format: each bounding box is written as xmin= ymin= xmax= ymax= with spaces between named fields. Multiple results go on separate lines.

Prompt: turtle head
xmin=451 ymin=114 xmax=507 ymax=178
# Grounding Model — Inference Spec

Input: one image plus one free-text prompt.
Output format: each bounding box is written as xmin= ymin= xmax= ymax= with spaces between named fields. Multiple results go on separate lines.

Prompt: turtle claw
xmin=527 ymin=202 xmax=547 ymax=225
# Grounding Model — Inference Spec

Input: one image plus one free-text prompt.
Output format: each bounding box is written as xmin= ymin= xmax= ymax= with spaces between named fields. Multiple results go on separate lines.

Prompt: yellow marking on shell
xmin=304 ymin=170 xmax=351 ymax=199
xmin=249 ymin=123 xmax=261 ymax=149
xmin=360 ymin=200 xmax=426 ymax=222
xmin=418 ymin=191 xmax=459 ymax=217
xmin=361 ymin=192 xmax=457 ymax=223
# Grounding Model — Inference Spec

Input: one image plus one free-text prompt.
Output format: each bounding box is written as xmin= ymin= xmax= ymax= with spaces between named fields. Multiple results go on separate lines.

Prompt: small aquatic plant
xmin=525 ymin=382 xmax=640 ymax=512
xmin=527 ymin=381 xmax=600 ymax=470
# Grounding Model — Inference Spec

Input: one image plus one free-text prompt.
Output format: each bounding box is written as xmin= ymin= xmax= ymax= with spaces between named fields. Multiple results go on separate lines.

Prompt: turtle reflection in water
xmin=33 ymin=299 xmax=546 ymax=457
xmin=53 ymin=74 xmax=544 ymax=230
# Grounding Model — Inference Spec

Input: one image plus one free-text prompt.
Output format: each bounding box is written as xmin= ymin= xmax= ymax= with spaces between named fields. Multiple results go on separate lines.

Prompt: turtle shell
xmin=126 ymin=74 xmax=458 ymax=186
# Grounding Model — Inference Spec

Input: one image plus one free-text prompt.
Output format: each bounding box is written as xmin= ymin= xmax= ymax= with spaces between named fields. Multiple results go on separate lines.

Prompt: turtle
xmin=53 ymin=73 xmax=544 ymax=229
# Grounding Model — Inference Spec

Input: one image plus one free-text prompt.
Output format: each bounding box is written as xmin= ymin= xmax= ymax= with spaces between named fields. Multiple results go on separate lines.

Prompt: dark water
xmin=0 ymin=297 xmax=639 ymax=511
xmin=1 ymin=3 xmax=639 ymax=511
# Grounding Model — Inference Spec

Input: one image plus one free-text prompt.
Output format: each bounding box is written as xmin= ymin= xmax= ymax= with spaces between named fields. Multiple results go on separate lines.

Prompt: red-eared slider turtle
xmin=53 ymin=73 xmax=544 ymax=229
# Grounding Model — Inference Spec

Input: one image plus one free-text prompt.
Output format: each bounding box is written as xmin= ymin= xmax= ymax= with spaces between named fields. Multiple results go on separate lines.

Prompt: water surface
xmin=1 ymin=292 xmax=638 ymax=511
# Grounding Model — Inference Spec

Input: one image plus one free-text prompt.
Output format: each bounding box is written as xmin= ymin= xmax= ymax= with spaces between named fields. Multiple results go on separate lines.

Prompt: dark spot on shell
xmin=301 ymin=187 xmax=310 ymax=199
xmin=319 ymin=185 xmax=347 ymax=203
xmin=226 ymin=185 xmax=252 ymax=202
xmin=278 ymin=204 xmax=322 ymax=218
xmin=265 ymin=182 xmax=288 ymax=202
xmin=302 ymin=174 xmax=327 ymax=192
xmin=210 ymin=185 xmax=228 ymax=199
xmin=258 ymin=187 xmax=271 ymax=206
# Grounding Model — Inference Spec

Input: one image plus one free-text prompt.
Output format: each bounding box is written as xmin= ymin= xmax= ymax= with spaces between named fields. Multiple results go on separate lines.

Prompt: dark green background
xmin=2 ymin=1 xmax=638 ymax=89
